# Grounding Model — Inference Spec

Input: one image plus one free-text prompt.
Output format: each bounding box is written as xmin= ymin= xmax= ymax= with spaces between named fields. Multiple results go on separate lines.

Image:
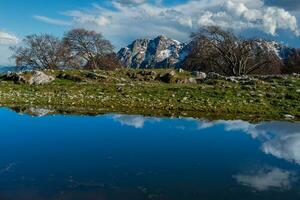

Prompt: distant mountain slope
xmin=255 ymin=40 xmax=296 ymax=60
xmin=117 ymin=35 xmax=190 ymax=69
xmin=118 ymin=36 xmax=296 ymax=69
xmin=0 ymin=66 xmax=17 ymax=73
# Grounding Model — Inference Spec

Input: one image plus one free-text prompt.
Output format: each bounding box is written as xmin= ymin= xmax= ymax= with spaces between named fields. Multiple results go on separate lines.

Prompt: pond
xmin=0 ymin=108 xmax=299 ymax=200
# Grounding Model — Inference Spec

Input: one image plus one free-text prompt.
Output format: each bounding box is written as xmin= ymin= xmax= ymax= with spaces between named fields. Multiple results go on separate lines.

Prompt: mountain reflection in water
xmin=0 ymin=108 xmax=299 ymax=200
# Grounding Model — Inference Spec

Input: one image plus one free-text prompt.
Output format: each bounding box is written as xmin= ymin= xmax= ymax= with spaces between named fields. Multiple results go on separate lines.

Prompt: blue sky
xmin=0 ymin=0 xmax=300 ymax=65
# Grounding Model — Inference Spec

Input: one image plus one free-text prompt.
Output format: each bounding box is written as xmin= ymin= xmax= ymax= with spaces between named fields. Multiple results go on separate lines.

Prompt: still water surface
xmin=0 ymin=108 xmax=299 ymax=200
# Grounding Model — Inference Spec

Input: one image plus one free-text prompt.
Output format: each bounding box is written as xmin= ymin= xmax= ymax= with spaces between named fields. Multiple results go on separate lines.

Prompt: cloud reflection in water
xmin=234 ymin=167 xmax=296 ymax=191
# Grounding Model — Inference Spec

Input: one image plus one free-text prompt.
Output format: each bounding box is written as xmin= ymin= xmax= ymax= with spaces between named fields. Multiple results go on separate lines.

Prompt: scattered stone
xmin=29 ymin=108 xmax=52 ymax=116
xmin=2 ymin=72 xmax=27 ymax=84
xmin=159 ymin=71 xmax=177 ymax=83
xmin=284 ymin=114 xmax=295 ymax=120
xmin=178 ymin=68 xmax=185 ymax=73
xmin=207 ymin=72 xmax=223 ymax=79
xmin=2 ymin=71 xmax=55 ymax=85
xmin=120 ymin=78 xmax=127 ymax=82
xmin=84 ymin=72 xmax=101 ymax=80
xmin=193 ymin=71 xmax=207 ymax=80
xmin=28 ymin=71 xmax=55 ymax=85
xmin=57 ymin=73 xmax=83 ymax=82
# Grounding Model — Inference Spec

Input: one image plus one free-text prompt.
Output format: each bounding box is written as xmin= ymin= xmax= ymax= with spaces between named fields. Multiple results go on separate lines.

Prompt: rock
xmin=85 ymin=72 xmax=99 ymax=79
xmin=28 ymin=71 xmax=55 ymax=85
xmin=57 ymin=73 xmax=83 ymax=82
xmin=169 ymin=71 xmax=176 ymax=77
xmin=29 ymin=108 xmax=52 ymax=116
xmin=207 ymin=72 xmax=223 ymax=79
xmin=180 ymin=77 xmax=197 ymax=84
xmin=2 ymin=72 xmax=27 ymax=84
xmin=159 ymin=71 xmax=177 ymax=83
xmin=139 ymin=70 xmax=156 ymax=76
xmin=284 ymin=114 xmax=295 ymax=120
xmin=178 ymin=68 xmax=185 ymax=73
xmin=2 ymin=71 xmax=54 ymax=85
xmin=193 ymin=71 xmax=207 ymax=81
xmin=292 ymin=73 xmax=300 ymax=78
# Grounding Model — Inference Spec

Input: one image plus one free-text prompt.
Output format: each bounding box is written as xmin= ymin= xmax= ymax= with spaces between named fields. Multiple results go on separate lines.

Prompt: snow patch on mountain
xmin=117 ymin=35 xmax=190 ymax=69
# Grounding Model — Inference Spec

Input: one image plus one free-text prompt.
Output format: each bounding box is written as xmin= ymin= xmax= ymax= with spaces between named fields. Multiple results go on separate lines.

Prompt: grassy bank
xmin=0 ymin=69 xmax=299 ymax=121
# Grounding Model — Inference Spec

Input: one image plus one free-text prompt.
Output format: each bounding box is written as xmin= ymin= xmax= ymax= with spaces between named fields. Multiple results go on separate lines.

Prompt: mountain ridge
xmin=117 ymin=36 xmax=296 ymax=69
xmin=117 ymin=35 xmax=191 ymax=69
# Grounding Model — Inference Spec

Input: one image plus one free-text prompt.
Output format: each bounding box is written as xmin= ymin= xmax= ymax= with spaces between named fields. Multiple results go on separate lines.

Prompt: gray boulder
xmin=193 ymin=71 xmax=207 ymax=81
xmin=28 ymin=71 xmax=55 ymax=85
xmin=2 ymin=71 xmax=55 ymax=85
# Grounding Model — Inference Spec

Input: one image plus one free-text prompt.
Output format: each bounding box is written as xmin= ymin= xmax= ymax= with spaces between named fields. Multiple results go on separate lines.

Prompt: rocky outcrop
xmin=28 ymin=71 xmax=55 ymax=85
xmin=2 ymin=71 xmax=55 ymax=85
xmin=117 ymin=35 xmax=190 ymax=69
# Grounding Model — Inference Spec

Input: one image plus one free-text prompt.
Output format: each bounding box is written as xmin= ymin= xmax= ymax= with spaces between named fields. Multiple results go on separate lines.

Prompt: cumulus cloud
xmin=34 ymin=0 xmax=300 ymax=48
xmin=0 ymin=31 xmax=19 ymax=66
xmin=0 ymin=45 xmax=14 ymax=66
xmin=197 ymin=0 xmax=300 ymax=36
xmin=0 ymin=31 xmax=19 ymax=45
xmin=234 ymin=167 xmax=296 ymax=191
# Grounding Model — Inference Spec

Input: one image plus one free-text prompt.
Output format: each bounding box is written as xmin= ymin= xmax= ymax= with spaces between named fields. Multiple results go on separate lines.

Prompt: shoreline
xmin=0 ymin=69 xmax=299 ymax=122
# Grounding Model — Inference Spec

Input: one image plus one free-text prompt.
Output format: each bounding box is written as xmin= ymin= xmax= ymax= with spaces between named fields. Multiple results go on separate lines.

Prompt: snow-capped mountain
xmin=117 ymin=36 xmax=296 ymax=69
xmin=117 ymin=35 xmax=190 ymax=69
xmin=254 ymin=40 xmax=296 ymax=60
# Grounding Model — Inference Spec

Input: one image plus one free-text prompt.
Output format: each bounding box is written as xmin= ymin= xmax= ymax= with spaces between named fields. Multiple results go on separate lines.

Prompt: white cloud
xmin=0 ymin=31 xmax=19 ymax=45
xmin=34 ymin=15 xmax=71 ymax=26
xmin=64 ymin=10 xmax=111 ymax=26
xmin=234 ymin=167 xmax=296 ymax=191
xmin=33 ymin=0 xmax=300 ymax=48
xmin=0 ymin=45 xmax=14 ymax=66
xmin=0 ymin=31 xmax=19 ymax=66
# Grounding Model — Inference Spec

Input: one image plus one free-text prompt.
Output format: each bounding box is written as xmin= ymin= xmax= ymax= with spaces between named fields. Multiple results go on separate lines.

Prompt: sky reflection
xmin=0 ymin=108 xmax=299 ymax=199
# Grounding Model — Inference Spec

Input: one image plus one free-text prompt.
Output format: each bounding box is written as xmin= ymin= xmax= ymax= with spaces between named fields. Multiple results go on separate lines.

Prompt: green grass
xmin=0 ymin=69 xmax=299 ymax=121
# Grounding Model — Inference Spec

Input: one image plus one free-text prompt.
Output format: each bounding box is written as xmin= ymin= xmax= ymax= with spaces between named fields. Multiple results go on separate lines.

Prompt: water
xmin=0 ymin=108 xmax=299 ymax=200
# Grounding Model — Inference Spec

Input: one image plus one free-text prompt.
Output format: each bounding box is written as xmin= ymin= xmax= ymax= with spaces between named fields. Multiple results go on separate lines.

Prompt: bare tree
xmin=63 ymin=29 xmax=115 ymax=69
xmin=184 ymin=26 xmax=281 ymax=76
xmin=11 ymin=34 xmax=68 ymax=70
xmin=85 ymin=53 xmax=123 ymax=70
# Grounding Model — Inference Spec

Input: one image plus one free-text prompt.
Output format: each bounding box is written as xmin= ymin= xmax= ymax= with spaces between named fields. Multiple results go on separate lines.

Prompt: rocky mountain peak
xmin=117 ymin=36 xmax=190 ymax=69
xmin=118 ymin=36 xmax=296 ymax=69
